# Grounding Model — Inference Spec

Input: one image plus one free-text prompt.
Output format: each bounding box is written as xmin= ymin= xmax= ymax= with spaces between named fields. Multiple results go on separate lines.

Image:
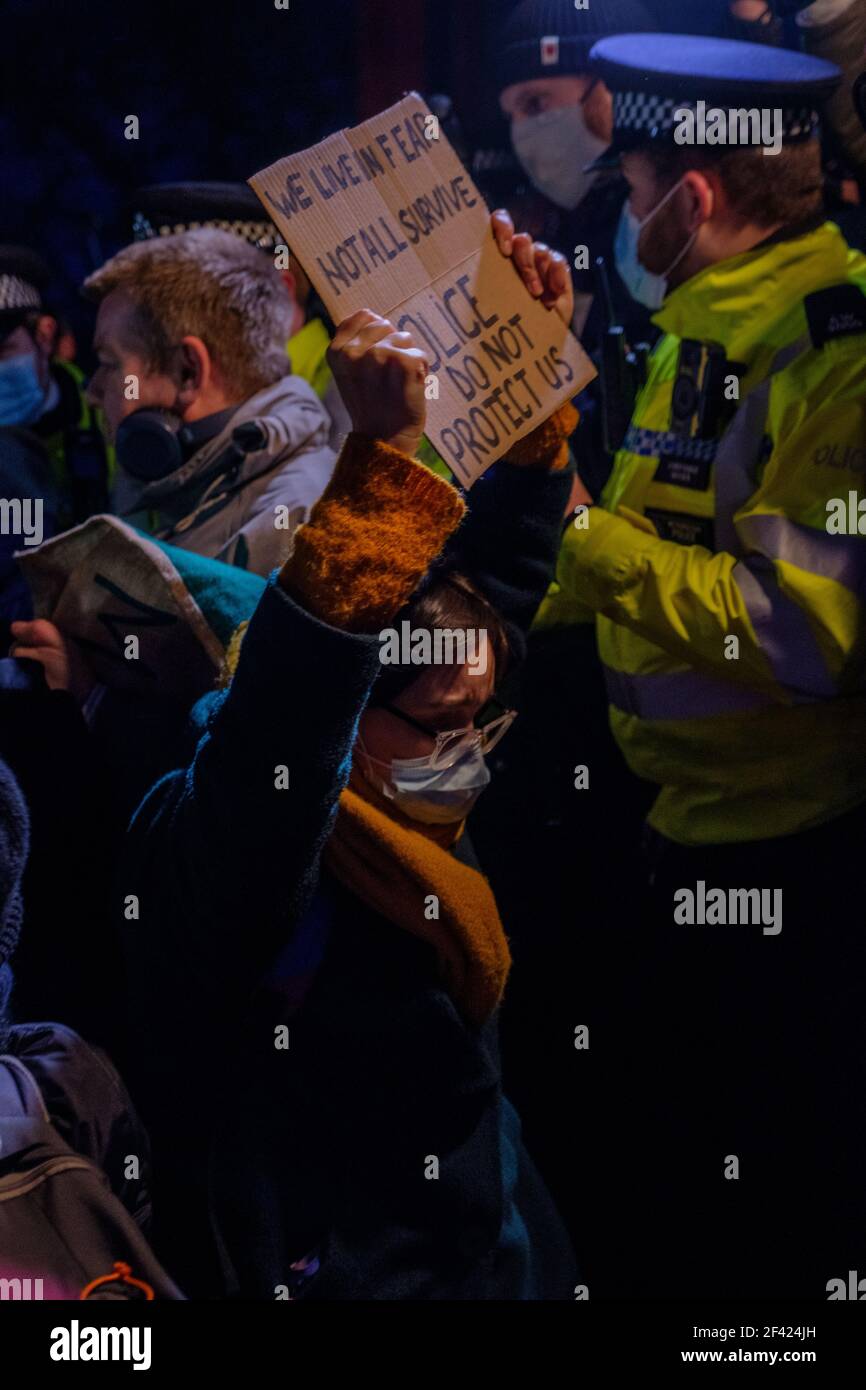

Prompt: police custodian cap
xmin=0 ymin=245 xmax=50 ymax=335
xmin=586 ymin=34 xmax=842 ymax=171
xmin=130 ymin=181 xmax=280 ymax=250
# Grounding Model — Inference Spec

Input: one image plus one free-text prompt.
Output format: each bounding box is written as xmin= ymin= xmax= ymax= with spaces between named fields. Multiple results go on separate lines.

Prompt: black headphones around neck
xmin=115 ymin=405 xmax=242 ymax=483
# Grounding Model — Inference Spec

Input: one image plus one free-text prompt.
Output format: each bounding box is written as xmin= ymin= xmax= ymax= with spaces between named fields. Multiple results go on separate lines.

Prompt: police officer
xmin=491 ymin=0 xmax=663 ymax=846
xmin=496 ymin=34 xmax=866 ymax=1296
xmin=0 ymin=247 xmax=108 ymax=633
xmin=130 ymin=182 xmax=350 ymax=450
xmin=497 ymin=1 xmax=659 ymax=381
xmin=0 ymin=246 xmax=108 ymax=527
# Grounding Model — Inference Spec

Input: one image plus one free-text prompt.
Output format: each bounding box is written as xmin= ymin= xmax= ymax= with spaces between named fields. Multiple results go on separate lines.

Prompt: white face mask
xmin=614 ymin=176 xmax=699 ymax=310
xmin=357 ymin=737 xmax=492 ymax=826
xmin=511 ymin=105 xmax=607 ymax=211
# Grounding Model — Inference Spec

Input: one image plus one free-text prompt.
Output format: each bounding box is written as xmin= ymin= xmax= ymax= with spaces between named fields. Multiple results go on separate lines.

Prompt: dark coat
xmin=564 ymin=176 xmax=660 ymax=501
xmin=567 ymin=174 xmax=656 ymax=365
xmin=120 ymin=459 xmax=577 ymax=1299
xmin=0 ymin=665 xmax=123 ymax=1051
xmin=210 ymin=846 xmax=577 ymax=1301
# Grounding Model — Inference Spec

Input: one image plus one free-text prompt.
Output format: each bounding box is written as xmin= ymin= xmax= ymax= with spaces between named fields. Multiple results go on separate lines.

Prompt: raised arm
xmin=122 ymin=311 xmax=466 ymax=1012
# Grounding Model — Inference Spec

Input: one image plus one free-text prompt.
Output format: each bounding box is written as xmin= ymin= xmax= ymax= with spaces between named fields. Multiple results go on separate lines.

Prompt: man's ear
xmin=682 ymin=169 xmax=716 ymax=231
xmin=176 ymin=335 xmax=211 ymax=405
xmin=278 ymin=271 xmax=306 ymax=336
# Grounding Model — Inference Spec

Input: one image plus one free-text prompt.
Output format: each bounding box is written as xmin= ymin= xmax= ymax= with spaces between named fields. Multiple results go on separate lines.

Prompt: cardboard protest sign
xmin=250 ymin=94 xmax=595 ymax=486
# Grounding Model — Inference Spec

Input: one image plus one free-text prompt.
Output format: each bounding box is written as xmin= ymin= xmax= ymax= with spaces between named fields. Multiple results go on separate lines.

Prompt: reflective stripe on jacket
xmin=536 ymin=221 xmax=866 ymax=845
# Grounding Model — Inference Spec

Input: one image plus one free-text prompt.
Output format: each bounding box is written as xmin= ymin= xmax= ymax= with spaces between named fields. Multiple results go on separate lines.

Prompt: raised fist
xmin=327 ymin=309 xmax=429 ymax=458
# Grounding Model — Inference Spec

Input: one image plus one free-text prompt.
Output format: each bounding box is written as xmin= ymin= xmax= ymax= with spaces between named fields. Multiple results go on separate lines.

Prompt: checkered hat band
xmin=614 ymin=91 xmax=679 ymax=135
xmin=614 ymin=91 xmax=818 ymax=142
xmin=0 ymin=274 xmax=41 ymax=312
xmin=132 ymin=212 xmax=280 ymax=247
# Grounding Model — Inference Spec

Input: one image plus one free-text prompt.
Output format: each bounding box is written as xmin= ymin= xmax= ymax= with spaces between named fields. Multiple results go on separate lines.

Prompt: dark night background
xmin=0 ymin=0 xmax=729 ymax=358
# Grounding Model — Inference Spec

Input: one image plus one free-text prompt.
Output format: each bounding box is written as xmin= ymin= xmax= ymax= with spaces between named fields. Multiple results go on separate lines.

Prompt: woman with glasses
xmin=353 ymin=574 xmax=517 ymax=830
xmin=121 ymin=298 xmax=580 ymax=1300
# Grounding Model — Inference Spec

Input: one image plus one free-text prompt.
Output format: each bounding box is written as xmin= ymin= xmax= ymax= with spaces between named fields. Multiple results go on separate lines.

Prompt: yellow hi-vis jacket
xmin=535 ymin=221 xmax=866 ymax=846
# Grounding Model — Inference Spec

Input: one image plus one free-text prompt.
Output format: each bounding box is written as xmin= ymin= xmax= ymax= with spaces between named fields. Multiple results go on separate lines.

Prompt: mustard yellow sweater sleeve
xmin=280 ymin=432 xmax=466 ymax=634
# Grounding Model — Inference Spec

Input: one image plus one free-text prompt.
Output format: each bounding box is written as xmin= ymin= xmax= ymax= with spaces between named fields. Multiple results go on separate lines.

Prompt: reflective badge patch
xmin=653 ymin=452 xmax=713 ymax=491
xmin=540 ymin=35 xmax=560 ymax=66
xmin=644 ymin=507 xmax=715 ymax=550
xmin=804 ymin=284 xmax=866 ymax=349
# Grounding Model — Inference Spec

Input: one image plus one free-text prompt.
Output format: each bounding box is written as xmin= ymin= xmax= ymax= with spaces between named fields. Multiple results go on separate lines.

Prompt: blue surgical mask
xmin=358 ymin=737 xmax=492 ymax=826
xmin=511 ymin=105 xmax=607 ymax=211
xmin=0 ymin=352 xmax=46 ymax=426
xmin=614 ymin=177 xmax=698 ymax=310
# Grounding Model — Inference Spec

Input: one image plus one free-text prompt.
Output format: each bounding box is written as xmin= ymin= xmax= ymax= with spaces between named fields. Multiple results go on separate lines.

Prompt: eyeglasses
xmin=381 ymin=698 xmax=518 ymax=770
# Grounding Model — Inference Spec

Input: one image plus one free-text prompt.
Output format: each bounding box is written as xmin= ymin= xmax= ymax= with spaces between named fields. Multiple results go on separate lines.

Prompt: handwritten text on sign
xmin=250 ymin=95 xmax=595 ymax=485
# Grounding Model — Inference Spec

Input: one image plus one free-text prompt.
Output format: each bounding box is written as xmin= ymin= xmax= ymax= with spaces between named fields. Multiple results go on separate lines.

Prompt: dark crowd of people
xmin=2 ymin=0 xmax=866 ymax=1303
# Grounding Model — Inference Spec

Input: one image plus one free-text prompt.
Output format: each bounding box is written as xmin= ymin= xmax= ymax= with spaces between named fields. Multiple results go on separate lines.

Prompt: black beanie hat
xmin=0 ymin=759 xmax=29 ymax=1034
xmin=497 ymin=0 xmax=657 ymax=92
